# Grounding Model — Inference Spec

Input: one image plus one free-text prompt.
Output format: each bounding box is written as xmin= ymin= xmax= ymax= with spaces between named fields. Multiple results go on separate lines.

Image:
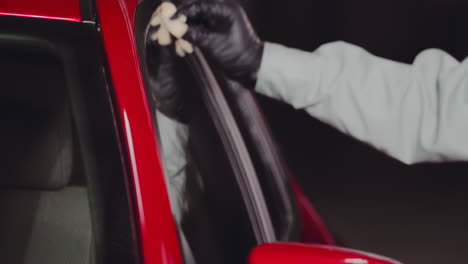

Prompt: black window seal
xmin=185 ymin=48 xmax=276 ymax=244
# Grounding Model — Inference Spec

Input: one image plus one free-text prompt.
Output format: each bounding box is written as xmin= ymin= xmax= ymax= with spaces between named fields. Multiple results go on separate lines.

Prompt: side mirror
xmin=249 ymin=243 xmax=402 ymax=264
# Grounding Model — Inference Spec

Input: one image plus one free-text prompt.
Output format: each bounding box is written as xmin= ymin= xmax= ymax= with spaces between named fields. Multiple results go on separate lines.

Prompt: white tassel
xmin=175 ymin=38 xmax=194 ymax=57
xmin=149 ymin=1 xmax=193 ymax=57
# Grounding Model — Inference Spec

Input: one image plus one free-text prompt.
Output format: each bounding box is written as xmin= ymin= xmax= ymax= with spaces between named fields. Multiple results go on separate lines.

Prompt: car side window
xmin=134 ymin=1 xmax=275 ymax=264
xmin=0 ymin=16 xmax=139 ymax=264
xmin=139 ymin=46 xmax=260 ymax=264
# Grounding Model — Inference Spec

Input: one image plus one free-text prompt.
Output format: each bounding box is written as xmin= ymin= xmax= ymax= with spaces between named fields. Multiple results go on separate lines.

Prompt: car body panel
xmin=249 ymin=243 xmax=401 ymax=264
xmin=292 ymin=183 xmax=335 ymax=245
xmin=0 ymin=0 xmax=81 ymax=22
xmin=95 ymin=0 xmax=183 ymax=264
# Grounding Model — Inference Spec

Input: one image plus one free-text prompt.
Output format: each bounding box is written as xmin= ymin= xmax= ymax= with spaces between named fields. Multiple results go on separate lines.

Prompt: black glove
xmin=178 ymin=0 xmax=264 ymax=89
xmin=145 ymin=41 xmax=195 ymax=123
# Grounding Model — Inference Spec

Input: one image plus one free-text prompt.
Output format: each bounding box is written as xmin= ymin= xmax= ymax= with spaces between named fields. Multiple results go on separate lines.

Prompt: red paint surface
xmin=249 ymin=243 xmax=402 ymax=264
xmin=292 ymin=181 xmax=336 ymax=245
xmin=97 ymin=0 xmax=183 ymax=264
xmin=0 ymin=0 xmax=81 ymax=22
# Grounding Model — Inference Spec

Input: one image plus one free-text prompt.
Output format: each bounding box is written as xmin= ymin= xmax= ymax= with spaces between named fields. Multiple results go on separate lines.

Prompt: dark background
xmin=244 ymin=0 xmax=468 ymax=263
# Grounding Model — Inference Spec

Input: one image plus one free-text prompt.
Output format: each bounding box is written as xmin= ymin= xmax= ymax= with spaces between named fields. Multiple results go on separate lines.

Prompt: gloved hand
xmin=178 ymin=0 xmax=264 ymax=89
xmin=145 ymin=40 xmax=195 ymax=123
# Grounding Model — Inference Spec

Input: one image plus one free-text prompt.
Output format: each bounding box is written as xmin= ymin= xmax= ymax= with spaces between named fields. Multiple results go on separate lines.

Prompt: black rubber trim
xmin=80 ymin=0 xmax=96 ymax=23
xmin=221 ymin=82 xmax=300 ymax=241
xmin=185 ymin=48 xmax=276 ymax=244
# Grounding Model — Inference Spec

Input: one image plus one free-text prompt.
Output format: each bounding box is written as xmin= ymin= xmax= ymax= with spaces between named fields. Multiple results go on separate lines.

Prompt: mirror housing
xmin=249 ymin=243 xmax=402 ymax=264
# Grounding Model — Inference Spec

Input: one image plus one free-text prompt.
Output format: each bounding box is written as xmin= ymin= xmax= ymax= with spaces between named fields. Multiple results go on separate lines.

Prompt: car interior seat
xmin=0 ymin=44 xmax=93 ymax=264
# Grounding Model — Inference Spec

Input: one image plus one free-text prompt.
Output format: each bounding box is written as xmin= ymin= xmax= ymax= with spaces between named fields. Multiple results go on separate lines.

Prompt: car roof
xmin=0 ymin=0 xmax=81 ymax=22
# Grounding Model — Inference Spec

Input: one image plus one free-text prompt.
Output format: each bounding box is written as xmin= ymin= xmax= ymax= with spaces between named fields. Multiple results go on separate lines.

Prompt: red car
xmin=1 ymin=0 xmax=465 ymax=263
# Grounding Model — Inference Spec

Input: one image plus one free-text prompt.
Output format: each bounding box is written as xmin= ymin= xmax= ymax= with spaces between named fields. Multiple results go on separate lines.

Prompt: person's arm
xmin=156 ymin=110 xmax=189 ymax=223
xmin=155 ymin=111 xmax=198 ymax=264
xmin=256 ymin=41 xmax=468 ymax=164
xmin=177 ymin=1 xmax=468 ymax=164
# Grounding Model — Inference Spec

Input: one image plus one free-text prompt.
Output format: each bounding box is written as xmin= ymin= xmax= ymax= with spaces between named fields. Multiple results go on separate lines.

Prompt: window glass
xmin=134 ymin=3 xmax=263 ymax=264
xmin=133 ymin=1 xmax=309 ymax=263
xmin=0 ymin=17 xmax=139 ymax=264
xmin=0 ymin=39 xmax=97 ymax=264
xmin=145 ymin=51 xmax=258 ymax=264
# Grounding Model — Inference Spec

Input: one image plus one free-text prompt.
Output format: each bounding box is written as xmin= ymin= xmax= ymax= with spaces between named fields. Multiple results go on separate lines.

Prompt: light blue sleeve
xmin=155 ymin=110 xmax=189 ymax=224
xmin=256 ymin=41 xmax=468 ymax=164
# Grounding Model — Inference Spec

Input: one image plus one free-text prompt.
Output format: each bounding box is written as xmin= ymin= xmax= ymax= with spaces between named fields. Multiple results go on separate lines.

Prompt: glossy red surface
xmin=249 ymin=243 xmax=402 ymax=264
xmin=0 ymin=0 xmax=81 ymax=22
xmin=292 ymin=182 xmax=336 ymax=245
xmin=96 ymin=1 xmax=183 ymax=264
